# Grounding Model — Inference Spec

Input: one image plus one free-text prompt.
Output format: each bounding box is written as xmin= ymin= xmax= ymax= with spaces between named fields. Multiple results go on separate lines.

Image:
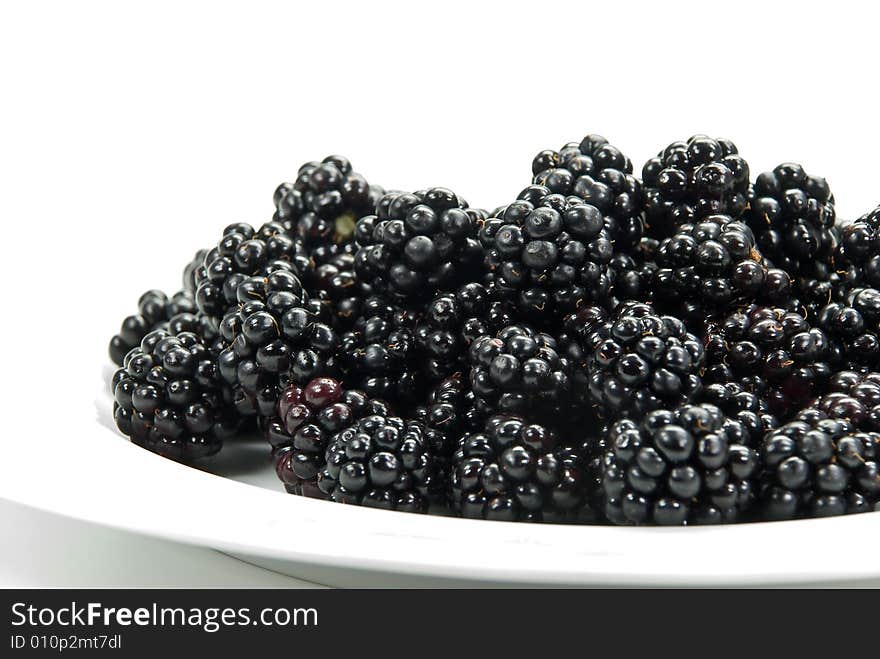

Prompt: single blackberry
xmin=531 ymin=134 xmax=644 ymax=248
xmin=653 ymin=213 xmax=766 ymax=319
xmin=834 ymin=205 xmax=880 ymax=287
xmin=704 ymin=305 xmax=832 ymax=419
xmin=745 ymin=163 xmax=837 ymax=276
xmin=412 ymin=373 xmax=487 ymax=459
xmin=448 ymin=414 xmax=598 ymax=522
xmin=112 ymin=329 xmax=239 ymax=461
xmin=607 ymin=237 xmax=659 ymax=305
xmin=183 ymin=249 xmax=208 ymax=294
xmin=108 ymin=289 xmax=201 ymax=366
xmin=338 ymin=297 xmax=423 ymax=406
xmin=317 ymin=414 xmax=440 ymax=513
xmin=268 ymin=378 xmax=391 ymax=497
xmin=813 ymin=370 xmax=880 ymax=431
xmin=642 ymin=135 xmax=750 ymax=238
xmin=586 ymin=302 xmax=704 ymax=420
xmin=415 ymin=282 xmax=515 ymax=383
xmin=196 ymin=221 xmax=311 ymax=322
xmin=468 ymin=325 xmax=571 ymax=417
xmin=272 ymin=155 xmax=384 ymax=265
xmin=818 ymin=287 xmax=880 ymax=369
xmin=353 ymin=188 xmax=483 ymax=302
xmin=699 ymin=381 xmax=779 ymax=440
xmin=602 ymin=403 xmax=763 ymax=525
xmin=215 ymin=270 xmax=338 ymax=417
xmin=482 ymin=184 xmax=614 ymax=318
xmin=760 ymin=410 xmax=880 ymax=519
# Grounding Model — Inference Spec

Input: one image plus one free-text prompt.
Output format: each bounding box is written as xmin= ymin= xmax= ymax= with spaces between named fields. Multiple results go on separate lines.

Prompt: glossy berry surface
xmin=602 ymin=404 xmax=763 ymax=525
xmin=353 ymin=188 xmax=483 ymax=302
xmin=586 ymin=302 xmax=704 ymax=420
xmin=642 ymin=135 xmax=749 ymax=238
xmin=112 ymin=330 xmax=239 ymax=461
xmin=449 ymin=415 xmax=597 ymax=522
xmin=269 ymin=379 xmax=390 ymax=497
xmin=317 ymin=415 xmax=440 ymax=512
xmin=760 ymin=410 xmax=880 ymax=519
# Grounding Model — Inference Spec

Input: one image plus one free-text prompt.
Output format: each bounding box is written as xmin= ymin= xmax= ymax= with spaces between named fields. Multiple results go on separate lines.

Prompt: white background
xmin=1 ymin=1 xmax=878 ymax=585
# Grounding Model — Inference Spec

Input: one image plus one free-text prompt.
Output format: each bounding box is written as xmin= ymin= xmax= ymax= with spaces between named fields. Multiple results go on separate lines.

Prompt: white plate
xmin=3 ymin=356 xmax=880 ymax=587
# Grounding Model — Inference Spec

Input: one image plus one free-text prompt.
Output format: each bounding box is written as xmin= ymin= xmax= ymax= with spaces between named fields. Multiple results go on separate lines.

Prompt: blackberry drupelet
xmin=468 ymin=325 xmax=571 ymax=417
xmin=482 ymin=184 xmax=614 ymax=318
xmin=415 ymin=282 xmax=515 ymax=383
xmin=448 ymin=415 xmax=598 ymax=522
xmin=272 ymin=155 xmax=384 ymax=265
xmin=112 ymin=330 xmax=239 ymax=461
xmin=601 ymin=403 xmax=763 ymax=525
xmin=196 ymin=221 xmax=311 ymax=322
xmin=586 ymin=302 xmax=704 ymax=420
xmin=833 ymin=204 xmax=880 ymax=292
xmin=653 ymin=213 xmax=766 ymax=320
xmin=703 ymin=305 xmax=832 ymax=419
xmin=108 ymin=289 xmax=200 ymax=366
xmin=818 ymin=287 xmax=880 ymax=369
xmin=745 ymin=163 xmax=837 ymax=276
xmin=317 ymin=414 xmax=440 ymax=512
xmin=268 ymin=378 xmax=391 ymax=497
xmin=531 ymin=134 xmax=644 ymax=248
xmin=642 ymin=135 xmax=750 ymax=238
xmin=760 ymin=410 xmax=880 ymax=519
xmin=353 ymin=188 xmax=483 ymax=302
xmin=215 ymin=269 xmax=338 ymax=417
xmin=338 ymin=297 xmax=423 ymax=406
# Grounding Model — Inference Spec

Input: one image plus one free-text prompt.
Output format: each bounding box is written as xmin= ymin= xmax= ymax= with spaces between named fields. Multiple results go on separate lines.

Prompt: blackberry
xmin=818 ymin=287 xmax=880 ymax=369
xmin=412 ymin=373 xmax=487 ymax=458
xmin=482 ymin=184 xmax=614 ymax=318
xmin=832 ymin=204 xmax=880 ymax=292
xmin=531 ymin=134 xmax=644 ymax=248
xmin=653 ymin=213 xmax=766 ymax=319
xmin=353 ymin=188 xmax=483 ymax=302
xmin=112 ymin=330 xmax=239 ymax=461
xmin=183 ymin=249 xmax=208 ymax=294
xmin=272 ymin=155 xmax=384 ymax=265
xmin=607 ymin=237 xmax=659 ymax=305
xmin=586 ymin=302 xmax=704 ymax=420
xmin=415 ymin=282 xmax=515 ymax=383
xmin=108 ymin=290 xmax=200 ymax=366
xmin=814 ymin=370 xmax=880 ymax=431
xmin=760 ymin=410 xmax=880 ymax=519
xmin=468 ymin=325 xmax=571 ymax=417
xmin=745 ymin=163 xmax=837 ymax=276
xmin=704 ymin=305 xmax=832 ymax=419
xmin=700 ymin=381 xmax=779 ymax=440
xmin=268 ymin=378 xmax=391 ymax=497
xmin=215 ymin=270 xmax=338 ymax=417
xmin=449 ymin=415 xmax=598 ymax=522
xmin=196 ymin=221 xmax=311 ymax=322
xmin=642 ymin=135 xmax=750 ymax=238
xmin=317 ymin=414 xmax=440 ymax=512
xmin=338 ymin=297 xmax=423 ymax=406
xmin=602 ymin=403 xmax=763 ymax=525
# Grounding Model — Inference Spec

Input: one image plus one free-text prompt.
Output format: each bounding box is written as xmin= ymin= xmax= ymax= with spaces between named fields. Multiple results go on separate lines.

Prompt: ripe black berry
xmin=112 ymin=330 xmax=239 ymax=461
xmin=449 ymin=415 xmax=597 ymax=522
xmin=602 ymin=404 xmax=762 ymax=525
xmin=642 ymin=135 xmax=750 ymax=238
xmin=353 ymin=188 xmax=483 ymax=302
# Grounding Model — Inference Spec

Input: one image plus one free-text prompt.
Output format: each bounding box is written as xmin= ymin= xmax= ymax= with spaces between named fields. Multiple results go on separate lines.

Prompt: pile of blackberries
xmin=108 ymin=138 xmax=880 ymax=525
